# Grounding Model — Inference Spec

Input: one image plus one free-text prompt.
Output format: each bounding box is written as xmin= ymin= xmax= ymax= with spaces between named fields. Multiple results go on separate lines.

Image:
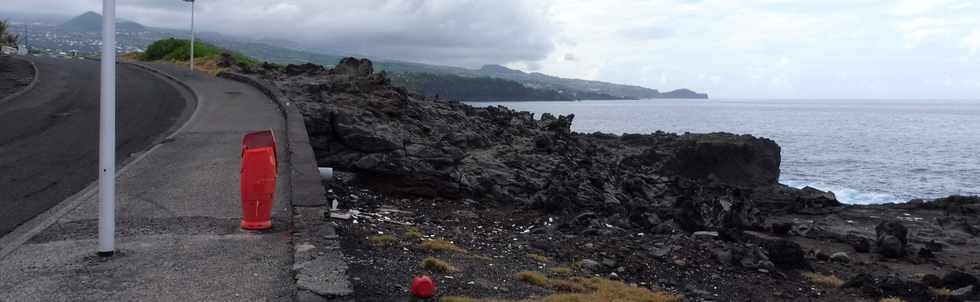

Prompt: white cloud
xmin=962 ymin=30 xmax=980 ymax=54
xmin=897 ymin=17 xmax=953 ymax=48
xmin=3 ymin=0 xmax=980 ymax=98
xmin=890 ymin=0 xmax=958 ymax=15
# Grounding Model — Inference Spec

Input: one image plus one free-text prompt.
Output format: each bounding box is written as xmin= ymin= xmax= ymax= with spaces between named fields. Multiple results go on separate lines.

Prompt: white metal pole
xmin=98 ymin=0 xmax=117 ymax=257
xmin=189 ymin=0 xmax=195 ymax=71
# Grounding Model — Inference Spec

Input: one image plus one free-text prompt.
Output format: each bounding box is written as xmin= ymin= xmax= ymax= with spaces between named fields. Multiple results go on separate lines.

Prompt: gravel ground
xmin=327 ymin=174 xmax=863 ymax=302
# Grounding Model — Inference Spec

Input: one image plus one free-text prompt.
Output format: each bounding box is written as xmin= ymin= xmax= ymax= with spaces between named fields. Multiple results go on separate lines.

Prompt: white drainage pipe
xmin=318 ymin=167 xmax=334 ymax=180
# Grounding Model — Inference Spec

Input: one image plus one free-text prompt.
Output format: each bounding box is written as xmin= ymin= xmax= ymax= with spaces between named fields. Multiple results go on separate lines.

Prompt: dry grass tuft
xmin=879 ymin=298 xmax=907 ymax=302
xmin=562 ymin=277 xmax=684 ymax=302
xmin=932 ymin=287 xmax=953 ymax=297
xmin=802 ymin=272 xmax=845 ymax=288
xmin=515 ymin=271 xmax=587 ymax=292
xmin=367 ymin=234 xmax=397 ymax=247
xmin=440 ymin=297 xmax=506 ymax=302
xmin=549 ymin=266 xmax=573 ymax=275
xmin=528 ymin=253 xmax=551 ymax=263
xmin=516 ymin=271 xmax=551 ymax=287
xmin=120 ymin=52 xmax=142 ymax=61
xmin=449 ymin=276 xmax=683 ymax=302
xmin=470 ymin=254 xmax=495 ymax=261
xmin=404 ymin=227 xmax=424 ymax=240
xmin=422 ymin=239 xmax=467 ymax=253
xmin=419 ymin=257 xmax=458 ymax=273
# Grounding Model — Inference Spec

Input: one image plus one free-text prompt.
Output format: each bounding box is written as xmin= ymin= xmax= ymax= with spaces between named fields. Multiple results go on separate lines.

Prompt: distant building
xmin=17 ymin=45 xmax=28 ymax=55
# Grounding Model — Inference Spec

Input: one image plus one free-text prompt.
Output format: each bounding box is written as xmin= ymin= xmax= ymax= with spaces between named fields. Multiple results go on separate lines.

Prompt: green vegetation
xmin=141 ymin=38 xmax=257 ymax=66
xmin=0 ymin=20 xmax=20 ymax=47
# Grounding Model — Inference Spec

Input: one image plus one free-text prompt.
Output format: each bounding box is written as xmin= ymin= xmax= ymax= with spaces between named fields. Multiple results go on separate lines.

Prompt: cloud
xmin=2 ymin=0 xmax=559 ymax=67
xmin=896 ymin=17 xmax=953 ymax=48
xmin=618 ymin=24 xmax=674 ymax=40
xmin=890 ymin=0 xmax=958 ymax=15
xmin=963 ymin=30 xmax=980 ymax=54
xmin=3 ymin=0 xmax=980 ymax=98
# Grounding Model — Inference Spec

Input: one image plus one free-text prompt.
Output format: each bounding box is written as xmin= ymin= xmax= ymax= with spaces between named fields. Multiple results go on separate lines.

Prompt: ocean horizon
xmin=472 ymin=98 xmax=980 ymax=204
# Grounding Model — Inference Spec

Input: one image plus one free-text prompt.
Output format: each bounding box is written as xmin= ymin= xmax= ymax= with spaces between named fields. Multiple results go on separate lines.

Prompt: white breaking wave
xmin=781 ymin=180 xmax=903 ymax=205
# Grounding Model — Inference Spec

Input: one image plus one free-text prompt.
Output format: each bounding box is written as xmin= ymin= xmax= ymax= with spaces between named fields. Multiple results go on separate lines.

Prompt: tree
xmin=0 ymin=20 xmax=21 ymax=47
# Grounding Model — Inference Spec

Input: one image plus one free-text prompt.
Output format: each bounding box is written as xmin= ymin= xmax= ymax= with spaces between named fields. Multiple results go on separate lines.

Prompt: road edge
xmin=218 ymin=71 xmax=355 ymax=302
xmin=0 ymin=61 xmax=202 ymax=261
xmin=0 ymin=56 xmax=41 ymax=105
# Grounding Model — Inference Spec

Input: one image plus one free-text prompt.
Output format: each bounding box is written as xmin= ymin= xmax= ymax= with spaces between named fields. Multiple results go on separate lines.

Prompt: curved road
xmin=0 ymin=56 xmax=191 ymax=236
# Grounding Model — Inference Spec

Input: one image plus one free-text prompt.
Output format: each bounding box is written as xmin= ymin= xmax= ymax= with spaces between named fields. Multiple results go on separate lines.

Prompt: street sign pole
xmin=188 ymin=0 xmax=195 ymax=71
xmin=97 ymin=0 xmax=117 ymax=257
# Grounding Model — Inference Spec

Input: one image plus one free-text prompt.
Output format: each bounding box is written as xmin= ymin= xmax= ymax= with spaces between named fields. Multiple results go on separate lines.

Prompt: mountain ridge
xmin=58 ymin=11 xmax=145 ymax=32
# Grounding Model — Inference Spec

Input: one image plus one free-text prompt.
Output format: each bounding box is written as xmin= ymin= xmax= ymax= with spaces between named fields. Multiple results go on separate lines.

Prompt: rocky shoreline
xmin=227 ymin=57 xmax=980 ymax=302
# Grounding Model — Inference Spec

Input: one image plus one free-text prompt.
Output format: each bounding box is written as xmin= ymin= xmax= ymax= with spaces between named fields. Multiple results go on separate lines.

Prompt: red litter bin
xmin=240 ymin=130 xmax=278 ymax=230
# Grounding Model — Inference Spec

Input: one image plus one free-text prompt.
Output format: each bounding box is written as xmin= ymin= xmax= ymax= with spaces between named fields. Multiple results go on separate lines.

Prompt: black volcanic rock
xmin=876 ymin=221 xmax=909 ymax=258
xmin=59 ymin=11 xmax=145 ymax=32
xmin=240 ymin=58 xmax=819 ymax=232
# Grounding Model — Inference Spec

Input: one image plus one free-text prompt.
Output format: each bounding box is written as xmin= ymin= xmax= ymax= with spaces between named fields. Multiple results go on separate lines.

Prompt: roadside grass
xmin=132 ymin=38 xmax=259 ymax=75
xmin=419 ymin=257 xmax=458 ymax=273
xmin=879 ymin=298 xmax=907 ymax=302
xmin=802 ymin=272 xmax=845 ymax=288
xmin=422 ymin=239 xmax=466 ymax=253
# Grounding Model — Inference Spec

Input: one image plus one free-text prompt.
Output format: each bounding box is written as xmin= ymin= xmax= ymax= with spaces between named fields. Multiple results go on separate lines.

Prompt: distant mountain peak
xmin=59 ymin=11 xmax=145 ymax=32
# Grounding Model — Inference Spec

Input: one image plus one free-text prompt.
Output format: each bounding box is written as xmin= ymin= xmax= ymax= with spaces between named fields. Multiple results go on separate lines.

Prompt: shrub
xmin=141 ymin=38 xmax=256 ymax=66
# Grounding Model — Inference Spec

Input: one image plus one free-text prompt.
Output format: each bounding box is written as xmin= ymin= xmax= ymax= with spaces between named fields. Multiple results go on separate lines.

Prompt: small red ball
xmin=411 ymin=275 xmax=436 ymax=298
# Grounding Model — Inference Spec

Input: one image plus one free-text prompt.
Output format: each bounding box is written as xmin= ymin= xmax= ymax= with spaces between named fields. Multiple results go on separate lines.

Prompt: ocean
xmin=470 ymin=99 xmax=980 ymax=204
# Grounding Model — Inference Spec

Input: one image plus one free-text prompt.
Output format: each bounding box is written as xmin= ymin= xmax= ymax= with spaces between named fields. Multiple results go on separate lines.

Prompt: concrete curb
xmin=0 ymin=61 xmax=201 ymax=262
xmin=218 ymin=71 xmax=354 ymax=302
xmin=0 ymin=56 xmax=41 ymax=105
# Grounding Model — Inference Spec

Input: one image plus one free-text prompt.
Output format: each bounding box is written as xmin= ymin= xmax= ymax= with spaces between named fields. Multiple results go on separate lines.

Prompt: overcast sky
xmin=4 ymin=0 xmax=980 ymax=99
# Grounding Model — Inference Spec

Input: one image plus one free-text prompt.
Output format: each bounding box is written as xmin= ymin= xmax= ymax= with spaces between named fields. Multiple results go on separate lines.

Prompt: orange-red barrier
xmin=240 ymin=130 xmax=278 ymax=230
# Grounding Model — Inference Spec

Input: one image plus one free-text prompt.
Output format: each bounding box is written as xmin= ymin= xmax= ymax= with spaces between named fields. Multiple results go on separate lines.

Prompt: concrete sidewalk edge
xmin=0 ymin=61 xmax=201 ymax=261
xmin=218 ymin=71 xmax=354 ymax=302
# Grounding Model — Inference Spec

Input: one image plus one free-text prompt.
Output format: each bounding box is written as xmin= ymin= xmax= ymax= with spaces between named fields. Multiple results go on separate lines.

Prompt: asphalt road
xmin=0 ymin=57 xmax=191 ymax=237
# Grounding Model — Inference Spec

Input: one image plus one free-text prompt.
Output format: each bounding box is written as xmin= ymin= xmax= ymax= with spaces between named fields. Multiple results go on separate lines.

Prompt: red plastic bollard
xmin=240 ymin=130 xmax=278 ymax=230
xmin=411 ymin=275 xmax=436 ymax=298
